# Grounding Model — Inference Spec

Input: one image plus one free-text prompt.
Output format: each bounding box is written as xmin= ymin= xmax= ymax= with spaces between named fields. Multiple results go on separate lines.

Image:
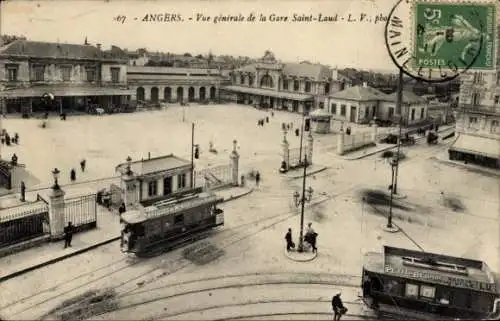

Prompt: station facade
xmin=0 ymin=40 xmax=132 ymax=114
xmin=127 ymin=66 xmax=229 ymax=104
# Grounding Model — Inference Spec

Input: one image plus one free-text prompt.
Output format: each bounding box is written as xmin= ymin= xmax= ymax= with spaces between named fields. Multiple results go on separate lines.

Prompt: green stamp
xmin=413 ymin=1 xmax=496 ymax=70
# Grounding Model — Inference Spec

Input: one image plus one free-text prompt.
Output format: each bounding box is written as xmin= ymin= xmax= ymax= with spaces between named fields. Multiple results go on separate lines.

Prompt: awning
xmin=0 ymin=86 xmax=134 ymax=98
xmin=223 ymin=85 xmax=314 ymax=101
xmin=449 ymin=134 xmax=500 ymax=159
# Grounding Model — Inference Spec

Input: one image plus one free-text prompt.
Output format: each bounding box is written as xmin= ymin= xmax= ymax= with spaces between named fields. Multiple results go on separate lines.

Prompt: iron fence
xmin=195 ymin=164 xmax=233 ymax=189
xmin=343 ymin=132 xmax=373 ymax=152
xmin=0 ymin=201 xmax=50 ymax=246
xmin=64 ymin=194 xmax=97 ymax=227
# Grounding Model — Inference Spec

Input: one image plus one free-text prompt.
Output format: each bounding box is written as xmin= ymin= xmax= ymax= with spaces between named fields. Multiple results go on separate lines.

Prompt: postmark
xmin=385 ymin=0 xmax=497 ymax=83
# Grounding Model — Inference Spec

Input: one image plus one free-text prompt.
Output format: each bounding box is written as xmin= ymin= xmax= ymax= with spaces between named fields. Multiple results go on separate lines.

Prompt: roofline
xmin=115 ymin=154 xmax=191 ymax=173
xmin=0 ymin=54 xmax=128 ymax=63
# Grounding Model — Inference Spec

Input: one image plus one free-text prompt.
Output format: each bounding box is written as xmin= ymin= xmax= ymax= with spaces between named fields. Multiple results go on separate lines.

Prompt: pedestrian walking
xmin=13 ymin=133 xmax=19 ymax=144
xmin=118 ymin=202 xmax=126 ymax=216
xmin=285 ymin=228 xmax=294 ymax=251
xmin=266 ymin=116 xmax=269 ymax=123
xmin=332 ymin=291 xmax=347 ymax=321
xmin=70 ymin=168 xmax=76 ymax=181
xmin=255 ymin=171 xmax=260 ymax=187
xmin=20 ymin=181 xmax=26 ymax=202
xmin=295 ymin=128 xmax=300 ymax=137
xmin=80 ymin=159 xmax=86 ymax=172
xmin=11 ymin=153 xmax=18 ymax=166
xmin=64 ymin=222 xmax=74 ymax=248
xmin=5 ymin=133 xmax=11 ymax=146
xmin=305 ymin=222 xmax=318 ymax=253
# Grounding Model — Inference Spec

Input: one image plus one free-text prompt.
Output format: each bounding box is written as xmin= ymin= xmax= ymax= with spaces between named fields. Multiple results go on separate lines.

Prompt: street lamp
xmin=387 ymin=155 xmax=398 ymax=229
xmin=298 ymin=112 xmax=305 ymax=166
xmin=126 ymin=156 xmax=132 ymax=175
xmin=51 ymin=167 xmax=60 ymax=190
xmin=293 ymin=157 xmax=314 ymax=252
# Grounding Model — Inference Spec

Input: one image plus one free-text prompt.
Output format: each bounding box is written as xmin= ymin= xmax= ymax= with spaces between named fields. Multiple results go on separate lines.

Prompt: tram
xmin=361 ymin=246 xmax=500 ymax=320
xmin=120 ymin=191 xmax=224 ymax=256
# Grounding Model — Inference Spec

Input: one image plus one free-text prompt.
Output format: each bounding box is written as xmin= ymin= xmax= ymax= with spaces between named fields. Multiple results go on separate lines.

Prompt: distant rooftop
xmin=116 ymin=154 xmax=191 ymax=176
xmin=329 ymin=84 xmax=390 ymax=101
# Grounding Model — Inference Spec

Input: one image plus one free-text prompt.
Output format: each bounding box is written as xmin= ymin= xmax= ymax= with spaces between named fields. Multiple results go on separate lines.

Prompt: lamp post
xmin=393 ymin=69 xmax=404 ymax=195
xmin=298 ymin=112 xmax=306 ymax=166
xmin=387 ymin=156 xmax=398 ymax=229
xmin=293 ymin=155 xmax=314 ymax=252
xmin=51 ymin=167 xmax=60 ymax=190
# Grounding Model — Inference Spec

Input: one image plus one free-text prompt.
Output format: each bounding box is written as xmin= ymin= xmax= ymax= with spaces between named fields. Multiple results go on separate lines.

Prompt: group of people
xmin=1 ymin=130 xmax=19 ymax=146
xmin=70 ymin=159 xmax=86 ymax=182
xmin=284 ymin=222 xmax=318 ymax=253
xmin=257 ymin=117 xmax=269 ymax=126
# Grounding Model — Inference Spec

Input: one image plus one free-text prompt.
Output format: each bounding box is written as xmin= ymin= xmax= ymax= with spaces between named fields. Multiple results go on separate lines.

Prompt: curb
xmin=284 ymin=248 xmax=318 ymax=262
xmin=286 ymin=166 xmax=329 ymax=179
xmin=0 ymin=188 xmax=254 ymax=283
xmin=0 ymin=236 xmax=120 ymax=283
xmin=431 ymin=156 xmax=500 ymax=178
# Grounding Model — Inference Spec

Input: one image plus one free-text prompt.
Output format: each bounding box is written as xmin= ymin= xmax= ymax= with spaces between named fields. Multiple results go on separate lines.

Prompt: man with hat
xmin=332 ymin=290 xmax=347 ymax=320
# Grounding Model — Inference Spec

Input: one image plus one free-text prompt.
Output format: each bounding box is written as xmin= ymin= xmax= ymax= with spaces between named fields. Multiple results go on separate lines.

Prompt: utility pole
xmin=190 ymin=122 xmax=194 ymax=189
xmin=298 ymin=112 xmax=305 ymax=165
xmin=298 ymin=154 xmax=307 ymax=252
xmin=393 ymin=69 xmax=404 ymax=195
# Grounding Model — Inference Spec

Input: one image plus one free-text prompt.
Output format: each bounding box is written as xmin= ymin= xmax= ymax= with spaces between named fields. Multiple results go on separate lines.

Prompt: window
xmin=388 ymin=107 xmax=395 ymax=118
xmin=405 ymin=283 xmax=419 ymax=297
xmin=472 ymin=92 xmax=480 ymax=105
xmin=383 ymin=279 xmax=402 ymax=296
xmin=147 ymin=180 xmax=158 ymax=197
xmin=305 ymin=81 xmax=311 ymax=93
xmin=110 ymin=67 xmax=120 ymax=83
xmin=420 ymin=285 xmax=436 ymax=299
xmin=411 ymin=108 xmax=416 ymax=120
xmin=240 ymin=75 xmax=245 ymax=85
xmin=6 ymin=65 xmax=18 ymax=81
xmin=468 ymin=116 xmax=479 ymax=129
xmin=324 ymin=83 xmax=330 ymax=95
xmin=32 ymin=65 xmax=45 ymax=81
xmin=177 ymin=173 xmax=186 ymax=189
xmin=283 ymin=80 xmax=288 ymax=90
xmin=174 ymin=214 xmax=184 ymax=225
xmin=372 ymin=106 xmax=376 ymax=117
xmin=86 ymin=67 xmax=96 ymax=82
xmin=340 ymin=104 xmax=346 ymax=116
xmin=319 ymin=102 xmax=324 ymax=109
xmin=293 ymin=80 xmax=299 ymax=91
xmin=61 ymin=66 xmax=71 ymax=81
xmin=494 ymin=95 xmax=500 ymax=104
xmin=331 ymin=103 xmax=337 ymax=114
xmin=491 ymin=120 xmax=499 ymax=133
xmin=364 ymin=107 xmax=369 ymax=118
xmin=260 ymin=74 xmax=273 ymax=88
xmin=496 ymin=72 xmax=500 ymax=85
xmin=473 ymin=72 xmax=483 ymax=83
xmin=249 ymin=75 xmax=254 ymax=86
xmin=420 ymin=108 xmax=425 ymax=119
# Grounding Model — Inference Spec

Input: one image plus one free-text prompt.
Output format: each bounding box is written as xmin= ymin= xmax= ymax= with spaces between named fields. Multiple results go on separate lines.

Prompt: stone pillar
xmin=229 ymin=139 xmax=239 ymax=186
xmin=337 ymin=131 xmax=345 ymax=155
xmin=282 ymin=130 xmax=290 ymax=170
xmin=307 ymin=132 xmax=314 ymax=165
xmin=122 ymin=174 xmax=139 ymax=207
xmin=48 ymin=187 xmax=66 ymax=239
xmin=372 ymin=121 xmax=378 ymax=143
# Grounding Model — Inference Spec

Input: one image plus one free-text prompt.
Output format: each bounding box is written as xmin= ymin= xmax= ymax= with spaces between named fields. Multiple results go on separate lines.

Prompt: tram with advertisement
xmin=361 ymin=246 xmax=500 ymax=320
xmin=120 ymin=190 xmax=224 ymax=256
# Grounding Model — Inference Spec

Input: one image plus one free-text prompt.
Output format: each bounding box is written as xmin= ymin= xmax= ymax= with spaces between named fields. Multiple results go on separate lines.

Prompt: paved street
xmin=0 ymin=106 xmax=498 ymax=320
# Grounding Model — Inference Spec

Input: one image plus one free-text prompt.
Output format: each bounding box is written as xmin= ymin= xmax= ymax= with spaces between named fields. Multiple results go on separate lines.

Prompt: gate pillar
xmin=229 ymin=140 xmax=239 ymax=186
xmin=307 ymin=132 xmax=314 ymax=165
xmin=371 ymin=120 xmax=378 ymax=143
xmin=49 ymin=187 xmax=66 ymax=239
xmin=337 ymin=130 xmax=345 ymax=155
xmin=282 ymin=130 xmax=289 ymax=170
xmin=122 ymin=174 xmax=139 ymax=207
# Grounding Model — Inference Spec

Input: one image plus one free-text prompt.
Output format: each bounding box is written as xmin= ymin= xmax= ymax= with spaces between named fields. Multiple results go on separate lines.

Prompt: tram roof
xmin=115 ymin=154 xmax=191 ymax=176
xmin=363 ymin=246 xmax=497 ymax=293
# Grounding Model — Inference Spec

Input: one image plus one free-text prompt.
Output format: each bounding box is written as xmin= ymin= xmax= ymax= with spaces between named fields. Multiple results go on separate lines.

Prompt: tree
xmin=1 ymin=34 xmax=27 ymax=45
xmin=183 ymin=52 xmax=192 ymax=57
xmin=195 ymin=54 xmax=203 ymax=59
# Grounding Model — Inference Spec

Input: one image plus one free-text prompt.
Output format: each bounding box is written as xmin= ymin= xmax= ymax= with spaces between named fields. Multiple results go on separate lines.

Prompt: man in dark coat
xmin=70 ymin=168 xmax=76 ymax=181
xmin=255 ymin=171 xmax=260 ymax=187
xmin=118 ymin=202 xmax=126 ymax=216
xmin=80 ymin=159 xmax=86 ymax=172
xmin=64 ymin=222 xmax=74 ymax=248
xmin=285 ymin=228 xmax=294 ymax=251
xmin=332 ymin=291 xmax=347 ymax=321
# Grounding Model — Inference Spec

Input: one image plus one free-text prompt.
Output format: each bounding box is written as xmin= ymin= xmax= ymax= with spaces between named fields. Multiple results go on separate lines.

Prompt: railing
xmin=64 ymin=194 xmax=97 ymax=228
xmin=144 ymin=193 xmax=220 ymax=219
xmin=458 ymin=104 xmax=500 ymax=115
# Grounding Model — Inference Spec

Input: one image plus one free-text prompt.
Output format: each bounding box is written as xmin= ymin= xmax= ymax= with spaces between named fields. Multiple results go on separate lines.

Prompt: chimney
xmin=96 ymin=43 xmax=101 ymax=50
xmin=363 ymin=82 xmax=368 ymax=88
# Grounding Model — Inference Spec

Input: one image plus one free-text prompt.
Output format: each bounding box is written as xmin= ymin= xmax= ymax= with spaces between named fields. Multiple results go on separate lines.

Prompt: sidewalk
xmin=432 ymin=151 xmax=500 ymax=178
xmin=340 ymin=124 xmax=456 ymax=160
xmin=281 ymin=164 xmax=329 ymax=180
xmin=0 ymin=186 xmax=253 ymax=283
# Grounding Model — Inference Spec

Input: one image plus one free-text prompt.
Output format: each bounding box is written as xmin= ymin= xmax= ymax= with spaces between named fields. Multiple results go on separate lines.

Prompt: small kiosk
xmin=309 ymin=108 xmax=333 ymax=134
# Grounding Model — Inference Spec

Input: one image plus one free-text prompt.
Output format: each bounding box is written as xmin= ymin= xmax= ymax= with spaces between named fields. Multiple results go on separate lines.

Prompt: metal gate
xmin=195 ymin=164 xmax=233 ymax=190
xmin=0 ymin=201 xmax=50 ymax=247
xmin=64 ymin=194 xmax=97 ymax=230
xmin=288 ymin=147 xmax=308 ymax=168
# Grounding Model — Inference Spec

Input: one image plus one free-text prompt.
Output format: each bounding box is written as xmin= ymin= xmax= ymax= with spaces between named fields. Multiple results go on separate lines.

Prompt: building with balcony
xmin=223 ymin=52 xmax=352 ymax=113
xmin=0 ymin=40 xmax=133 ymax=114
xmin=326 ymin=83 xmax=429 ymax=125
xmin=127 ymin=66 xmax=228 ymax=104
xmin=449 ymin=71 xmax=500 ymax=168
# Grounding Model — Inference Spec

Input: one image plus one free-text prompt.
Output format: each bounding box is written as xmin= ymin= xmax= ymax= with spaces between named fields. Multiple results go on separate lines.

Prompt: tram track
xmin=4 ymin=182 xmax=362 ymax=320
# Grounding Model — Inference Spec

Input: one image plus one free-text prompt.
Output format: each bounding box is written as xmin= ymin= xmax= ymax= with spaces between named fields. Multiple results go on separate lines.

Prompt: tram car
xmin=120 ymin=191 xmax=224 ymax=256
xmin=361 ymin=246 xmax=500 ymax=320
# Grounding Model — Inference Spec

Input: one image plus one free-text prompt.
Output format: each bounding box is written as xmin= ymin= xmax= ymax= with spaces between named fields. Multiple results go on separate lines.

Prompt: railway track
xmin=3 ymin=182 xmax=362 ymax=320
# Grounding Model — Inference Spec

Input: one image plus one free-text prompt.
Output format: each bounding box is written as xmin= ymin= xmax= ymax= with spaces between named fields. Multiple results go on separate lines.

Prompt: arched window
xmin=260 ymin=74 xmax=274 ymax=88
xmin=231 ymin=74 xmax=237 ymax=84
xmin=324 ymin=83 xmax=330 ymax=95
xmin=283 ymin=79 xmax=289 ymax=90
xmin=305 ymin=81 xmax=312 ymax=93
xmin=293 ymin=80 xmax=300 ymax=91
xmin=240 ymin=75 xmax=246 ymax=85
xmin=249 ymin=75 xmax=254 ymax=86
xmin=136 ymin=87 xmax=145 ymax=102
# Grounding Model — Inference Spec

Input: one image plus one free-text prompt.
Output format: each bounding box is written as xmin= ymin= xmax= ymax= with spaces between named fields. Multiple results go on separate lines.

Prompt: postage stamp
xmin=413 ymin=1 xmax=497 ymax=70
xmin=385 ymin=0 xmax=497 ymax=83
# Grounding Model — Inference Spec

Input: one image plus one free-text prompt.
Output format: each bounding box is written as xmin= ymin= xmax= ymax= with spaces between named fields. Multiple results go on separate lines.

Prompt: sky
xmin=1 ymin=0 xmax=409 ymax=71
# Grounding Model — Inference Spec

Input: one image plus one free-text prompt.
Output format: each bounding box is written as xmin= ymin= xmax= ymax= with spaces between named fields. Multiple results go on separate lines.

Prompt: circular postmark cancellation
xmin=384 ymin=0 xmax=497 ymax=83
